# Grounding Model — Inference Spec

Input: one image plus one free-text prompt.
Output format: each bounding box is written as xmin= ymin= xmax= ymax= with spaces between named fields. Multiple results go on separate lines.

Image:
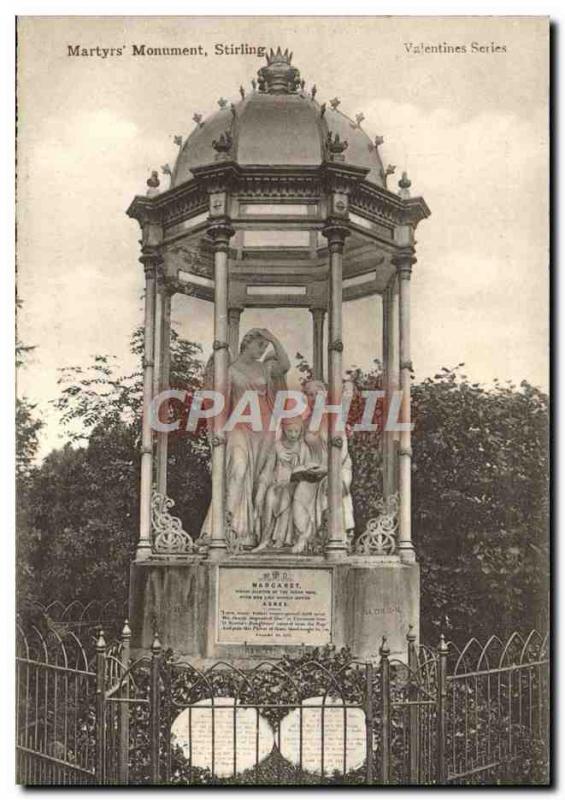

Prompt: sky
xmin=16 ymin=16 xmax=549 ymax=458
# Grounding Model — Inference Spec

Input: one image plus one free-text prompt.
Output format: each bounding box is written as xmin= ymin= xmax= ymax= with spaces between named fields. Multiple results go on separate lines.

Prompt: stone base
xmin=129 ymin=553 xmax=419 ymax=665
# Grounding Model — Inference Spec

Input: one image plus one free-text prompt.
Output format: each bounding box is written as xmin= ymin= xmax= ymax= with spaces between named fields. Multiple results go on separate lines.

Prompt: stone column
xmin=152 ymin=272 xmax=164 ymax=488
xmin=156 ymin=288 xmax=171 ymax=495
xmin=208 ymin=221 xmax=235 ymax=560
xmin=310 ymin=307 xmax=325 ymax=381
xmin=137 ymin=247 xmax=160 ymax=559
xmin=323 ymin=223 xmax=350 ymax=560
xmin=228 ymin=306 xmax=242 ymax=362
xmin=393 ymin=247 xmax=417 ymax=563
xmin=382 ymin=282 xmax=399 ymax=498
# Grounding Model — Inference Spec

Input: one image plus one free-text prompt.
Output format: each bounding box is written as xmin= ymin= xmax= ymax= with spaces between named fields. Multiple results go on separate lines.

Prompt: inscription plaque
xmin=217 ymin=567 xmax=332 ymax=646
xmin=171 ymin=698 xmax=273 ymax=778
xmin=279 ymin=696 xmax=367 ymax=774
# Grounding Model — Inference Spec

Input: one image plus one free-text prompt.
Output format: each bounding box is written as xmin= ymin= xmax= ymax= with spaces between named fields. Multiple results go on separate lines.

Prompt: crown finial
xmin=329 ymin=97 xmax=340 ymax=110
xmin=257 ymin=47 xmax=301 ymax=94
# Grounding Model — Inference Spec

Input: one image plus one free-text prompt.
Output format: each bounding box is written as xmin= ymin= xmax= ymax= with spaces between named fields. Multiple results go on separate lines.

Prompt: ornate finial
xmin=173 ymin=135 xmax=183 ymax=147
xmin=320 ymin=102 xmax=326 ymax=117
xmin=161 ymin=164 xmax=172 ymax=176
xmin=151 ymin=631 xmax=162 ymax=654
xmin=311 ymin=84 xmax=317 ymax=99
xmin=192 ymin=113 xmax=204 ymax=128
xmin=326 ymin=131 xmax=348 ymax=161
xmin=121 ymin=619 xmax=132 ymax=639
xmin=438 ymin=633 xmax=448 ymax=653
xmin=212 ymin=131 xmax=233 ymax=160
xmin=329 ymin=97 xmax=340 ymax=110
xmin=251 ymin=78 xmax=257 ymax=91
xmin=354 ymin=112 xmax=365 ymax=128
xmin=96 ymin=629 xmax=106 ymax=651
xmin=407 ymin=624 xmax=416 ymax=643
xmin=146 ymin=170 xmax=160 ymax=196
xmin=258 ymin=47 xmax=301 ymax=94
xmin=398 ymin=170 xmax=412 ymax=199
xmin=383 ymin=164 xmax=396 ymax=188
xmin=375 ymin=135 xmax=384 ymax=147
xmin=217 ymin=97 xmax=228 ymax=108
xmin=379 ymin=636 xmax=391 ymax=657
xmin=239 ymin=85 xmax=245 ymax=99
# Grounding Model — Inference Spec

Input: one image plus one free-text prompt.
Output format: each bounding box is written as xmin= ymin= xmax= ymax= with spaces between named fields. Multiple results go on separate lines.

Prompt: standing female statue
xmin=291 ymin=380 xmax=355 ymax=553
xmin=200 ymin=328 xmax=290 ymax=549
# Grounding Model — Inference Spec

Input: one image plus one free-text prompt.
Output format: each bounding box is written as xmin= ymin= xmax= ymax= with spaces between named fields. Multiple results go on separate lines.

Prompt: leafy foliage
xmin=17 ymin=328 xmax=211 ymax=608
xmin=17 ymin=328 xmax=549 ymax=647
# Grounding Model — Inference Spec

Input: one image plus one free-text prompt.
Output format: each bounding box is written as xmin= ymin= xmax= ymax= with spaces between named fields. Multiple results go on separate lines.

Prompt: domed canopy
xmin=171 ymin=48 xmax=386 ymax=188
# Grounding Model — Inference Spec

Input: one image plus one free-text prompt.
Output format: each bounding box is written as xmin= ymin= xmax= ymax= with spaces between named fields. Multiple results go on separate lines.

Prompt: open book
xmin=290 ymin=464 xmax=328 ymax=483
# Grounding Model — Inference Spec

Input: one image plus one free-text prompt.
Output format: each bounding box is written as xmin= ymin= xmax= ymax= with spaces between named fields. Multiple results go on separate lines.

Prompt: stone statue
xmin=290 ymin=380 xmax=355 ymax=554
xmin=200 ymin=328 xmax=290 ymax=549
xmin=252 ymin=416 xmax=311 ymax=551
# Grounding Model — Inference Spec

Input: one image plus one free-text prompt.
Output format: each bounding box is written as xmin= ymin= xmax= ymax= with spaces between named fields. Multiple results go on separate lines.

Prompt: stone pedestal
xmin=129 ymin=554 xmax=419 ymax=665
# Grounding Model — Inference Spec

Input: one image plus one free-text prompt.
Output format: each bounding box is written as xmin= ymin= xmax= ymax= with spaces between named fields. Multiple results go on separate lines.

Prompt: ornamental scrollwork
xmin=354 ymin=493 xmax=399 ymax=555
xmin=152 ymin=491 xmax=199 ymax=554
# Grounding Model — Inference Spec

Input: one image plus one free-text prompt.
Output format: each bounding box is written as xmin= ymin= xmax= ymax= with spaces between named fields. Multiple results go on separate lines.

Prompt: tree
xmin=19 ymin=328 xmax=211 ymax=608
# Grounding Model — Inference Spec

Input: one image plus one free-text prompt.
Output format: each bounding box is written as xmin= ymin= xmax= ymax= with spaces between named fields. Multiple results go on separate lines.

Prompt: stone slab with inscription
xmin=171 ymin=697 xmax=274 ymax=778
xmin=279 ymin=696 xmax=367 ymax=775
xmin=217 ymin=567 xmax=333 ymax=646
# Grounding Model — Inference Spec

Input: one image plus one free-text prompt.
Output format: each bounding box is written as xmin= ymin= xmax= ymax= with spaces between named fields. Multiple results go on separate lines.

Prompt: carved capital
xmin=211 ymin=434 xmax=226 ymax=448
xmin=322 ymin=221 xmax=350 ymax=253
xmin=213 ymin=339 xmax=230 ymax=351
xmin=330 ymin=436 xmax=344 ymax=448
xmin=207 ymin=219 xmax=235 ymax=252
xmin=400 ymin=359 xmax=413 ymax=371
xmin=329 ymin=338 xmax=344 ymax=353
xmin=399 ymin=447 xmax=413 ymax=458
xmin=140 ymin=246 xmax=163 ymax=273
xmin=392 ymin=247 xmax=417 ymax=276
xmin=310 ymin=307 xmax=326 ymax=322
xmin=228 ymin=307 xmax=243 ymax=322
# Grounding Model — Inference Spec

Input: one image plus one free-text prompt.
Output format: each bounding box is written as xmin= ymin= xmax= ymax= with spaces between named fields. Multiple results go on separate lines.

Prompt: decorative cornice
xmin=190 ymin=160 xmax=239 ymax=194
xmin=351 ymin=182 xmax=430 ymax=229
xmin=323 ymin=162 xmax=369 ymax=195
xmin=126 ymin=195 xmax=162 ymax=228
xmin=128 ymin=165 xmax=430 ymax=234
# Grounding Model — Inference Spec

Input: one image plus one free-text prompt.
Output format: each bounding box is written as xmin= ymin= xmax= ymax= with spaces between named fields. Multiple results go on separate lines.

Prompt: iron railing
xmin=16 ymin=616 xmax=549 ymax=786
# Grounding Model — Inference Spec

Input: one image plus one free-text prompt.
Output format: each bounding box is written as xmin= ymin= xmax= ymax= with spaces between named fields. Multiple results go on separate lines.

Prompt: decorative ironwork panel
xmin=355 ymin=493 xmax=399 ymax=555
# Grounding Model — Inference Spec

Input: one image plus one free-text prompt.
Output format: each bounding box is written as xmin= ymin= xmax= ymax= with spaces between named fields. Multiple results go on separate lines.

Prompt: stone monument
xmin=127 ymin=48 xmax=430 ymax=662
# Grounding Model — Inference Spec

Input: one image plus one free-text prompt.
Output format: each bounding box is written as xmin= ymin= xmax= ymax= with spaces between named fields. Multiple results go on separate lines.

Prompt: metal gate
xmin=16 ymin=615 xmax=549 ymax=786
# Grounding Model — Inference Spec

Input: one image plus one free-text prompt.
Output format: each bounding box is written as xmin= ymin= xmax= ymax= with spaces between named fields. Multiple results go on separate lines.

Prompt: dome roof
xmin=171 ymin=49 xmax=385 ymax=189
